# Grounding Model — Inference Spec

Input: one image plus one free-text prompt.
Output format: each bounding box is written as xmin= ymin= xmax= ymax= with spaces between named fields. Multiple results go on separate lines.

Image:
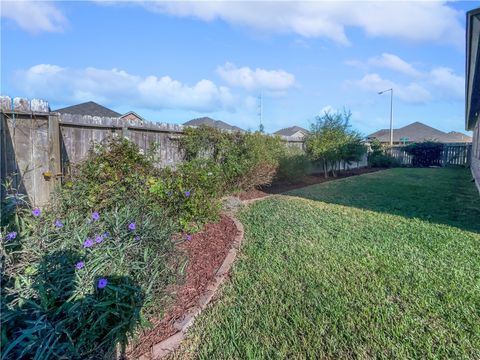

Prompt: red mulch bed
xmin=127 ymin=215 xmax=238 ymax=358
xmin=238 ymin=167 xmax=384 ymax=201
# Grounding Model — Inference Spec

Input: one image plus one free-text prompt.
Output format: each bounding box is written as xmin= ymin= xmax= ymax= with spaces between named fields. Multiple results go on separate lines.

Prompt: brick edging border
xmin=137 ymin=214 xmax=245 ymax=360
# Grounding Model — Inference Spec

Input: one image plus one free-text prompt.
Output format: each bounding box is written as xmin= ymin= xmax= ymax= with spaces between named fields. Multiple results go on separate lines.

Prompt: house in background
xmin=119 ymin=111 xmax=145 ymax=125
xmin=367 ymin=121 xmax=472 ymax=145
xmin=54 ymin=101 xmax=121 ymax=117
xmin=466 ymin=8 xmax=480 ymax=192
xmin=273 ymin=126 xmax=309 ymax=139
xmin=55 ymin=101 xmax=144 ymax=125
xmin=183 ymin=117 xmax=244 ymax=132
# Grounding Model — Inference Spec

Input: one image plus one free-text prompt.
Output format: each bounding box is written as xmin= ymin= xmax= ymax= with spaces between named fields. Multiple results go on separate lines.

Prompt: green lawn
xmin=175 ymin=168 xmax=480 ymax=359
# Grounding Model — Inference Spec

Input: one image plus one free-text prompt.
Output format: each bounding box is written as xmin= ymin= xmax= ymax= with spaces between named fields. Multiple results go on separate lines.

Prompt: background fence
xmin=4 ymin=96 xmax=469 ymax=208
xmin=388 ymin=144 xmax=472 ymax=167
xmin=2 ymin=96 xmax=365 ymax=207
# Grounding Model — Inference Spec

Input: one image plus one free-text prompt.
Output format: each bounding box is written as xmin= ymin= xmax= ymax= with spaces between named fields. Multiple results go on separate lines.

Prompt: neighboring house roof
xmin=120 ymin=111 xmax=145 ymax=122
xmin=367 ymin=122 xmax=472 ymax=143
xmin=274 ymin=126 xmax=309 ymax=137
xmin=184 ymin=117 xmax=244 ymax=132
xmin=440 ymin=131 xmax=473 ymax=143
xmin=466 ymin=8 xmax=480 ymax=130
xmin=54 ymin=101 xmax=121 ymax=117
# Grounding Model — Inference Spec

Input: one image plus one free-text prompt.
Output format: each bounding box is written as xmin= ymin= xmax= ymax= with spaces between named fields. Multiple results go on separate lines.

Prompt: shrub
xmin=180 ymin=126 xmax=284 ymax=191
xmin=367 ymin=139 xmax=398 ymax=168
xmin=1 ymin=138 xmax=182 ymax=358
xmin=149 ymin=159 xmax=223 ymax=232
xmin=60 ymin=137 xmax=156 ymax=213
xmin=403 ymin=141 xmax=443 ymax=167
xmin=276 ymin=148 xmax=312 ymax=183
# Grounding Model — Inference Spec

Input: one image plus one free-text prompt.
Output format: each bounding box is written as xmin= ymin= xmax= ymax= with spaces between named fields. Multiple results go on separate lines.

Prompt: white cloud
xmin=1 ymin=1 xmax=67 ymax=33
xmin=367 ymin=53 xmax=421 ymax=77
xmin=428 ymin=67 xmax=464 ymax=100
xmin=127 ymin=1 xmax=463 ymax=47
xmin=347 ymin=53 xmax=464 ymax=103
xmin=16 ymin=64 xmax=237 ymax=112
xmin=353 ymin=73 xmax=432 ymax=104
xmin=217 ymin=62 xmax=295 ymax=92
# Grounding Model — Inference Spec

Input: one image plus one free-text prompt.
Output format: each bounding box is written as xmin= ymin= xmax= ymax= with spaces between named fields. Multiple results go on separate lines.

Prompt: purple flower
xmin=185 ymin=234 xmax=192 ymax=241
xmin=184 ymin=191 xmax=191 ymax=197
xmin=98 ymin=278 xmax=108 ymax=289
xmin=95 ymin=234 xmax=104 ymax=244
xmin=103 ymin=231 xmax=109 ymax=238
xmin=75 ymin=261 xmax=85 ymax=270
xmin=128 ymin=223 xmax=136 ymax=231
xmin=5 ymin=232 xmax=17 ymax=241
xmin=32 ymin=208 xmax=41 ymax=217
xmin=83 ymin=238 xmax=93 ymax=248
xmin=54 ymin=219 xmax=64 ymax=228
xmin=134 ymin=235 xmax=141 ymax=241
xmin=91 ymin=212 xmax=100 ymax=221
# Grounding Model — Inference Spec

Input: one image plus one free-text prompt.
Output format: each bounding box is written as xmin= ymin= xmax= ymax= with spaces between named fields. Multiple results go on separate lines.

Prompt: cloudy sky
xmin=1 ymin=1 xmax=476 ymax=135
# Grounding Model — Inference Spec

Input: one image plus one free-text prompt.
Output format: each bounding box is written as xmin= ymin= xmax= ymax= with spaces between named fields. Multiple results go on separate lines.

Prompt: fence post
xmin=48 ymin=113 xmax=61 ymax=193
xmin=441 ymin=144 xmax=447 ymax=167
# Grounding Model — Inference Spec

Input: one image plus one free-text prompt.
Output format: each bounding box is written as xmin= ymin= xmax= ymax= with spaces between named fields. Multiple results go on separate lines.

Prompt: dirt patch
xmin=238 ymin=167 xmax=384 ymax=200
xmin=128 ymin=215 xmax=238 ymax=359
xmin=238 ymin=188 xmax=270 ymax=201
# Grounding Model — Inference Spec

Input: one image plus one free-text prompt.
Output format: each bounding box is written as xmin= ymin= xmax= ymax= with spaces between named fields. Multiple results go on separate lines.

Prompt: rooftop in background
xmin=184 ymin=117 xmax=244 ymax=132
xmin=367 ymin=122 xmax=472 ymax=144
xmin=273 ymin=126 xmax=309 ymax=137
xmin=54 ymin=101 xmax=121 ymax=117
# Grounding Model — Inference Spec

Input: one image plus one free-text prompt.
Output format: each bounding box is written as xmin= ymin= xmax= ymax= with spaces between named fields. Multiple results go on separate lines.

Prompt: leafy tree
xmin=305 ymin=109 xmax=366 ymax=177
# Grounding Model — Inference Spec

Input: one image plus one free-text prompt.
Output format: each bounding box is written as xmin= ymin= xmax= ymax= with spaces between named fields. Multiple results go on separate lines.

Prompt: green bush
xmin=276 ymin=148 xmax=312 ymax=183
xmin=149 ymin=159 xmax=223 ymax=232
xmin=403 ymin=141 xmax=443 ymax=167
xmin=367 ymin=139 xmax=398 ymax=168
xmin=180 ymin=126 xmax=284 ymax=191
xmin=1 ymin=200 xmax=177 ymax=359
xmin=60 ymin=137 xmax=156 ymax=213
xmin=1 ymin=139 xmax=181 ymax=359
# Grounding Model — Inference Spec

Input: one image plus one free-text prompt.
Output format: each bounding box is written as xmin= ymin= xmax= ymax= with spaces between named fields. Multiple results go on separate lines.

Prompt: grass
xmin=174 ymin=168 xmax=480 ymax=359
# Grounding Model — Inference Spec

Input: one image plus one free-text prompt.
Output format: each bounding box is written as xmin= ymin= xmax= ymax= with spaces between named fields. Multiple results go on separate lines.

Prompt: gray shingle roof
xmin=274 ymin=126 xmax=309 ymax=136
xmin=184 ymin=117 xmax=244 ymax=132
xmin=54 ymin=101 xmax=121 ymax=117
xmin=367 ymin=122 xmax=472 ymax=143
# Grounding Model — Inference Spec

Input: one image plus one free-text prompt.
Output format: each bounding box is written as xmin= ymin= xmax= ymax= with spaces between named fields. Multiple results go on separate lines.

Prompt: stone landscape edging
xmin=137 ymin=213 xmax=246 ymax=360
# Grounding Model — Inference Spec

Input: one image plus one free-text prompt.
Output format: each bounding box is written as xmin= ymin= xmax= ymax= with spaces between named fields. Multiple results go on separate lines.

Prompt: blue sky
xmin=1 ymin=1 xmax=478 ymax=135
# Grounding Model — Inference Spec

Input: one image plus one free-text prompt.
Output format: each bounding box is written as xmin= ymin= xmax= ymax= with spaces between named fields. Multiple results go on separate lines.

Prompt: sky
xmin=1 ymin=1 xmax=478 ymax=135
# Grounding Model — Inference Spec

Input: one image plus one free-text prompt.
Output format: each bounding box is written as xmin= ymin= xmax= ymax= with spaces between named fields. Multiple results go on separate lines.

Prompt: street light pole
xmin=378 ymin=88 xmax=394 ymax=146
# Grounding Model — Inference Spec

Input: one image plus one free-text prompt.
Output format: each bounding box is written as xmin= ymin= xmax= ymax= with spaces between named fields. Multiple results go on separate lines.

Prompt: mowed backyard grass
xmin=175 ymin=168 xmax=480 ymax=359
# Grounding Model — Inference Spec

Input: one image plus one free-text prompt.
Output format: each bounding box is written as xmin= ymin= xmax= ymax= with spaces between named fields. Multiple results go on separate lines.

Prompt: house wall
xmin=471 ymin=117 xmax=480 ymax=193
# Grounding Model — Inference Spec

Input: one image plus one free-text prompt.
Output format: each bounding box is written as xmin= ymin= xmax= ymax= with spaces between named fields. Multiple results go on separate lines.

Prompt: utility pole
xmin=258 ymin=92 xmax=264 ymax=133
xmin=378 ymin=88 xmax=394 ymax=146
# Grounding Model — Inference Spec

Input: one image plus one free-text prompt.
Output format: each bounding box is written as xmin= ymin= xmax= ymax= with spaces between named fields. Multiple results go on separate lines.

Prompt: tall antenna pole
xmin=258 ymin=91 xmax=264 ymax=132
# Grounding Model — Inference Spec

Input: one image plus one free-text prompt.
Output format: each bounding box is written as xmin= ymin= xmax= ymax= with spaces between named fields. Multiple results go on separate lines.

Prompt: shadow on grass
xmin=285 ymin=167 xmax=480 ymax=234
xmin=2 ymin=250 xmax=144 ymax=359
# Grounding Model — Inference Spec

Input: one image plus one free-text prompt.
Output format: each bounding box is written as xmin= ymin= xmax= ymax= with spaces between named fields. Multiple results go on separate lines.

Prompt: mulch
xmin=127 ymin=215 xmax=238 ymax=359
xmin=238 ymin=167 xmax=384 ymax=200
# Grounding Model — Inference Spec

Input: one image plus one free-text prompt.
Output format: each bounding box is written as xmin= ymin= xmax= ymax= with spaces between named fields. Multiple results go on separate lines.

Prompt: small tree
xmin=305 ymin=109 xmax=366 ymax=177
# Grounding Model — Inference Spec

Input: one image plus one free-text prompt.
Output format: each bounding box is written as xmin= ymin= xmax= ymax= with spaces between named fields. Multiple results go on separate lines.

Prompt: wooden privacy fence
xmin=388 ymin=144 xmax=472 ymax=167
xmin=3 ymin=96 xmax=343 ymax=207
